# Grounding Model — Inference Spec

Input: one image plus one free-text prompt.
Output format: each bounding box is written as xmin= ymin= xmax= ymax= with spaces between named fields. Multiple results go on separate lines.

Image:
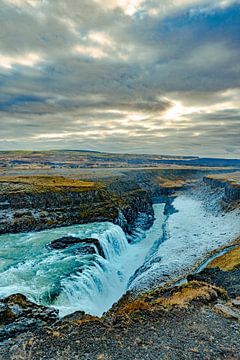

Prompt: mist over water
xmin=0 ymin=204 xmax=165 ymax=317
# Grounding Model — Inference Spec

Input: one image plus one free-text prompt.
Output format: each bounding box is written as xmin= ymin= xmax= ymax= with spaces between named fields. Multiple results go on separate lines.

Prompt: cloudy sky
xmin=0 ymin=0 xmax=239 ymax=157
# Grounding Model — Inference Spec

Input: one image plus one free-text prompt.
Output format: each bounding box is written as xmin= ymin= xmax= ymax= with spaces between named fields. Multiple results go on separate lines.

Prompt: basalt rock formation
xmin=0 ymin=276 xmax=239 ymax=359
xmin=1 ymin=169 xmax=233 ymax=235
xmin=203 ymin=175 xmax=240 ymax=206
xmin=0 ymin=176 xmax=154 ymax=235
xmin=48 ymin=236 xmax=106 ymax=258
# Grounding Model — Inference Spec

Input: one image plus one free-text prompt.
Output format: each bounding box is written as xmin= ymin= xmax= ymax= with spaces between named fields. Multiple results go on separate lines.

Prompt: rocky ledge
xmin=203 ymin=173 xmax=240 ymax=209
xmin=47 ymin=236 xmax=106 ymax=258
xmin=0 ymin=244 xmax=239 ymax=359
xmin=0 ymin=175 xmax=154 ymax=234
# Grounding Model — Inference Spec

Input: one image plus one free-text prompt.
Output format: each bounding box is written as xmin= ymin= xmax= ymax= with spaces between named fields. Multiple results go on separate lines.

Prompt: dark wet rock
xmin=203 ymin=175 xmax=240 ymax=209
xmin=224 ymin=183 xmax=240 ymax=202
xmin=2 ymin=294 xmax=59 ymax=322
xmin=163 ymin=197 xmax=178 ymax=216
xmin=0 ymin=184 xmax=155 ymax=235
xmin=117 ymin=190 xmax=154 ymax=234
xmin=0 ymin=318 xmax=43 ymax=342
xmin=0 ymin=294 xmax=58 ymax=342
xmin=0 ymin=277 xmax=239 ymax=359
xmin=0 ymin=304 xmax=16 ymax=326
xmin=187 ymin=268 xmax=240 ymax=298
xmin=48 ymin=236 xmax=105 ymax=258
xmin=62 ymin=310 xmax=90 ymax=322
xmin=61 ymin=310 xmax=99 ymax=325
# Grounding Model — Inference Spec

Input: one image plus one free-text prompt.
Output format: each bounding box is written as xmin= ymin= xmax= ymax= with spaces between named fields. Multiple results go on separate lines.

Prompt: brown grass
xmin=155 ymin=175 xmax=198 ymax=189
xmin=116 ymin=298 xmax=151 ymax=315
xmin=114 ymin=281 xmax=227 ymax=317
xmin=206 ymin=172 xmax=240 ymax=187
xmin=207 ymin=246 xmax=240 ymax=271
xmin=159 ymin=179 xmax=186 ymax=188
xmin=0 ymin=175 xmax=99 ymax=193
xmin=155 ymin=282 xmax=222 ymax=307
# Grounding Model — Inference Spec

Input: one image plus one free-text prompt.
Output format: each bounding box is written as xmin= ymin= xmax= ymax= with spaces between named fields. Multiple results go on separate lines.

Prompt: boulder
xmin=48 ymin=236 xmax=105 ymax=258
xmin=0 ymin=293 xmax=58 ymax=342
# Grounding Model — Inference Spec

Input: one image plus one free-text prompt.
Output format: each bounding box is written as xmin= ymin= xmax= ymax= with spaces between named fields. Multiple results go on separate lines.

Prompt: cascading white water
xmin=0 ymin=204 xmax=166 ymax=317
xmin=52 ymin=225 xmax=131 ymax=316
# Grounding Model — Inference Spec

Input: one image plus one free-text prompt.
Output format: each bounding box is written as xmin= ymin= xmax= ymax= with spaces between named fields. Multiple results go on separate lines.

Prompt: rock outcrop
xmin=0 ymin=294 xmax=58 ymax=342
xmin=48 ymin=236 xmax=106 ymax=258
xmin=203 ymin=175 xmax=240 ymax=205
xmin=188 ymin=245 xmax=240 ymax=298
xmin=0 ymin=243 xmax=240 ymax=359
xmin=0 ymin=176 xmax=154 ymax=234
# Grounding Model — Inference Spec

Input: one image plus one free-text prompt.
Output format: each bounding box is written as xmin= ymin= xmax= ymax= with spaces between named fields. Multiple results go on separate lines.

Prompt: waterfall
xmin=0 ymin=221 xmax=145 ymax=317
xmin=115 ymin=210 xmax=128 ymax=230
xmin=0 ymin=205 xmax=166 ymax=317
xmin=53 ymin=225 xmax=130 ymax=316
xmin=93 ymin=225 xmax=129 ymax=260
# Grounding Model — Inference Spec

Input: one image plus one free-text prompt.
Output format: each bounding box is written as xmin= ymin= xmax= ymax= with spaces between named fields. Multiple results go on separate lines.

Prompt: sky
xmin=0 ymin=0 xmax=239 ymax=157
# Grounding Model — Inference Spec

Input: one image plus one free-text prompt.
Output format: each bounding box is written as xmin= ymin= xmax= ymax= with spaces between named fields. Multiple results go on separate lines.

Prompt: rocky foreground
xmin=0 ymin=243 xmax=240 ymax=360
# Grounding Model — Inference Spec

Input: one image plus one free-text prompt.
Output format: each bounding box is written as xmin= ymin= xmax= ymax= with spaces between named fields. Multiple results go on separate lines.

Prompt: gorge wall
xmin=1 ymin=168 xmax=237 ymax=235
xmin=0 ymin=176 xmax=154 ymax=235
xmin=203 ymin=175 xmax=240 ymax=206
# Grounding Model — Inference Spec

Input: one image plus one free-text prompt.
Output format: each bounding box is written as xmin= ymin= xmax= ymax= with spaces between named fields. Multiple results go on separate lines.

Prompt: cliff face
xmin=203 ymin=175 xmax=240 ymax=205
xmin=0 ymin=189 xmax=114 ymax=234
xmin=224 ymin=183 xmax=240 ymax=202
xmin=0 ymin=176 xmax=154 ymax=234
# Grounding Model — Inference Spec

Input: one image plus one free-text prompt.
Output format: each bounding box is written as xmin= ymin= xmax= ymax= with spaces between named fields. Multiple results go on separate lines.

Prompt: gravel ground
xmin=1 ymin=303 xmax=239 ymax=360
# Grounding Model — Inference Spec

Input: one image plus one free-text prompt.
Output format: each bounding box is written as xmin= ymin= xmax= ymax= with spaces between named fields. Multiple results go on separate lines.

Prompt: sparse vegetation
xmin=0 ymin=175 xmax=99 ymax=194
xmin=207 ymin=246 xmax=240 ymax=271
xmin=112 ymin=281 xmax=227 ymax=318
xmin=205 ymin=172 xmax=240 ymax=187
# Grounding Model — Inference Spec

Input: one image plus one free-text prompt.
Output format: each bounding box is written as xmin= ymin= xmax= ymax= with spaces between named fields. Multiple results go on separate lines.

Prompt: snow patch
xmin=129 ymin=195 xmax=240 ymax=292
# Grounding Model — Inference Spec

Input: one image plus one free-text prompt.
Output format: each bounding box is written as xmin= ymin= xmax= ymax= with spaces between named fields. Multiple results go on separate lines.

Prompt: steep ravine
xmin=0 ymin=174 xmax=240 ymax=359
xmin=128 ymin=192 xmax=240 ymax=293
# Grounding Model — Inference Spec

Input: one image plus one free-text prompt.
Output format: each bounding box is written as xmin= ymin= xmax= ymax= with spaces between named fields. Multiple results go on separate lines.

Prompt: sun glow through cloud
xmin=94 ymin=0 xmax=144 ymax=15
xmin=0 ymin=53 xmax=42 ymax=69
xmin=0 ymin=0 xmax=239 ymax=157
xmin=73 ymin=45 xmax=107 ymax=59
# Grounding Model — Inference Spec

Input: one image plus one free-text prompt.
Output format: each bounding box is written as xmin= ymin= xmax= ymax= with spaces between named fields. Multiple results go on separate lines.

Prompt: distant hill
xmin=0 ymin=150 xmax=239 ymax=169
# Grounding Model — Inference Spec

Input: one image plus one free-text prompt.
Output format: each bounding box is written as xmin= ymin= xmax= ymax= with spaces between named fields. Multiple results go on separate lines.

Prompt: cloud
xmin=0 ymin=0 xmax=239 ymax=157
xmin=0 ymin=52 xmax=43 ymax=69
